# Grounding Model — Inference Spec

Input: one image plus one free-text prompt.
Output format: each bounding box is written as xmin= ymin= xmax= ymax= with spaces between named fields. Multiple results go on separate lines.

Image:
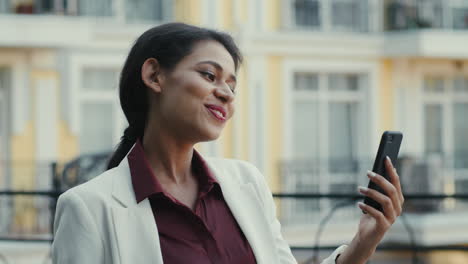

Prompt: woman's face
xmin=155 ymin=40 xmax=237 ymax=143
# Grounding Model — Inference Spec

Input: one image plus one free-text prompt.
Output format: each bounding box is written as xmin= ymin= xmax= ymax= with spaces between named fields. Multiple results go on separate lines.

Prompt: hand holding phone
xmin=363 ymin=131 xmax=403 ymax=212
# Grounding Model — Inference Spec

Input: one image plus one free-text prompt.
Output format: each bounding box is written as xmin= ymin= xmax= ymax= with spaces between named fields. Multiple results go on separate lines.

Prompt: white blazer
xmin=52 ymin=155 xmax=346 ymax=264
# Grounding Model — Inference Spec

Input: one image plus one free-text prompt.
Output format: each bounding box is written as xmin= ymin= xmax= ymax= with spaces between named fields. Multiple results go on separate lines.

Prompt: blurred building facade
xmin=1 ymin=0 xmax=468 ymax=263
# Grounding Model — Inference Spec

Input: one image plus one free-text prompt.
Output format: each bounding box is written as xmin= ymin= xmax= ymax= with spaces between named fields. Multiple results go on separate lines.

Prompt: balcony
xmin=279 ymin=155 xmax=468 ymax=246
xmin=0 ymin=0 xmax=172 ymax=48
xmin=386 ymin=0 xmax=468 ymax=31
xmin=382 ymin=0 xmax=468 ymax=58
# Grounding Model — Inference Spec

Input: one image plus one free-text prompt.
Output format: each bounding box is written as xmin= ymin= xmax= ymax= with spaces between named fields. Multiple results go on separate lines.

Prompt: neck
xmin=142 ymin=120 xmax=195 ymax=185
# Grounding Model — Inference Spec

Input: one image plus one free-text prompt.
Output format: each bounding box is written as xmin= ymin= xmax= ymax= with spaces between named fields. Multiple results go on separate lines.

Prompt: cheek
xmin=228 ymin=104 xmax=235 ymax=119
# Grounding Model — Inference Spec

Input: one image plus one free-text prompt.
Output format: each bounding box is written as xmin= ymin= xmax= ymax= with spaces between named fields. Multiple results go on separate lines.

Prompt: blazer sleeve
xmin=248 ymin=163 xmax=348 ymax=264
xmin=52 ymin=189 xmax=104 ymax=264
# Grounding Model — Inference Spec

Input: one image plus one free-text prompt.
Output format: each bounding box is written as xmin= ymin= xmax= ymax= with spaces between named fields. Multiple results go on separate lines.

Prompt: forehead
xmin=180 ymin=40 xmax=236 ymax=74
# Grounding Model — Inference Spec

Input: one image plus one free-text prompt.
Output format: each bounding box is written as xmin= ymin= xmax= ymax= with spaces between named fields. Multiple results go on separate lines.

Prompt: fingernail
xmin=386 ymin=156 xmax=393 ymax=165
xmin=358 ymin=202 xmax=365 ymax=207
xmin=358 ymin=186 xmax=368 ymax=193
xmin=367 ymin=170 xmax=376 ymax=178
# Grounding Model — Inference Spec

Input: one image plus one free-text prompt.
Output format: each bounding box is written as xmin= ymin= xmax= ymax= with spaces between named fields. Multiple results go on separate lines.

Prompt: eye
xmin=201 ymin=71 xmax=216 ymax=82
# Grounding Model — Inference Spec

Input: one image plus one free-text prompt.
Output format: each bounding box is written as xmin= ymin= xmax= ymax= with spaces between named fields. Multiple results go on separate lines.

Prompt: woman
xmin=52 ymin=23 xmax=404 ymax=264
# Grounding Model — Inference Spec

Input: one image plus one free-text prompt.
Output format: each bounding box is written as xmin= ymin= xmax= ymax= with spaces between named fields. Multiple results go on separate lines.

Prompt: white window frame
xmin=0 ymin=70 xmax=8 ymax=188
xmin=282 ymin=59 xmax=379 ymax=225
xmin=247 ymin=56 xmax=267 ymax=174
xmin=69 ymin=52 xmax=127 ymax=155
xmin=419 ymin=65 xmax=468 ymax=203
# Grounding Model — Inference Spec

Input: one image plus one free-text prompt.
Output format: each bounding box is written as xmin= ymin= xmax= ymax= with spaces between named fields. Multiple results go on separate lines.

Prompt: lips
xmin=205 ymin=104 xmax=227 ymax=121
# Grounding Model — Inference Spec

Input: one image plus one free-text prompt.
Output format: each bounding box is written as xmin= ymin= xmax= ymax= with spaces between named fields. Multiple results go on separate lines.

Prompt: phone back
xmin=364 ymin=131 xmax=403 ymax=212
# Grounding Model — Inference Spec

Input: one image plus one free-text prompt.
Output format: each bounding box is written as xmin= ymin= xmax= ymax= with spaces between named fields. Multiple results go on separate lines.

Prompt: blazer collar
xmin=111 ymin=157 xmax=137 ymax=208
xmin=110 ymin=153 xmax=164 ymax=264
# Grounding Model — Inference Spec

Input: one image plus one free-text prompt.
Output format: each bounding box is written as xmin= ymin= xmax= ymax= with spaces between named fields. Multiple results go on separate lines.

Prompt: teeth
xmin=210 ymin=108 xmax=224 ymax=118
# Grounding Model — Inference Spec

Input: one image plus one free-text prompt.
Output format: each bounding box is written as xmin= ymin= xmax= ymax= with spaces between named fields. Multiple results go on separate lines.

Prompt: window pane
xmin=328 ymin=74 xmax=359 ymax=91
xmin=454 ymin=77 xmax=468 ymax=93
xmin=454 ymin=103 xmax=468 ymax=169
xmin=78 ymin=0 xmax=113 ymax=16
xmin=293 ymin=102 xmax=319 ymax=159
xmin=82 ymin=68 xmax=118 ymax=91
xmin=80 ymin=102 xmax=114 ymax=154
xmin=294 ymin=72 xmax=319 ymax=91
xmin=424 ymin=104 xmax=443 ymax=154
xmin=331 ymin=0 xmax=368 ymax=32
xmin=455 ymin=179 xmax=468 ymax=193
xmin=424 ymin=77 xmax=444 ymax=93
xmin=294 ymin=0 xmax=320 ymax=27
xmin=452 ymin=7 xmax=468 ymax=29
xmin=0 ymin=96 xmax=4 ymax=187
xmin=126 ymin=0 xmax=164 ymax=22
xmin=328 ymin=102 xmax=358 ymax=173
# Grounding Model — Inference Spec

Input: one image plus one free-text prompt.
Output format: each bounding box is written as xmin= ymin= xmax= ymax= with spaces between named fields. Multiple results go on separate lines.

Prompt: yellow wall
xmin=239 ymin=0 xmax=248 ymax=24
xmin=219 ymin=0 xmax=234 ymax=30
xmin=266 ymin=0 xmax=281 ymax=31
xmin=174 ymin=0 xmax=202 ymax=25
xmin=10 ymin=121 xmax=35 ymax=191
xmin=58 ymin=121 xmax=78 ymax=163
xmin=379 ymin=59 xmax=394 ymax=132
xmin=428 ymin=251 xmax=468 ymax=264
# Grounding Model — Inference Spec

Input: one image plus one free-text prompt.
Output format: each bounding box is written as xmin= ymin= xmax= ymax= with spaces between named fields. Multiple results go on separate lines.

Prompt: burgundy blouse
xmin=128 ymin=141 xmax=257 ymax=264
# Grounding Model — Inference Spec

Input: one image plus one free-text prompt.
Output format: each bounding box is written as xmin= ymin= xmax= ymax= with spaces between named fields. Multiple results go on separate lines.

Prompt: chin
xmin=200 ymin=128 xmax=223 ymax=142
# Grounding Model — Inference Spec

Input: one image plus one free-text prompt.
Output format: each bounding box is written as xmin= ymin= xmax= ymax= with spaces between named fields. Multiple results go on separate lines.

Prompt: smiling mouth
xmin=205 ymin=105 xmax=226 ymax=122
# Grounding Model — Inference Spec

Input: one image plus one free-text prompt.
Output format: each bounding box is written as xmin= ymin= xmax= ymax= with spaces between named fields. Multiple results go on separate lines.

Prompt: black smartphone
xmin=363 ymin=131 xmax=403 ymax=212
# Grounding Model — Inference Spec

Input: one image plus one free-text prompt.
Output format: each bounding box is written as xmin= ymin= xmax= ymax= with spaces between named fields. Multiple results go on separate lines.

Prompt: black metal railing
xmin=1 ymin=154 xmax=468 ymax=263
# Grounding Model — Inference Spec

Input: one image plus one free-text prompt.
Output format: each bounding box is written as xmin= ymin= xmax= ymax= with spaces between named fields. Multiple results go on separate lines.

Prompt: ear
xmin=141 ymin=58 xmax=164 ymax=93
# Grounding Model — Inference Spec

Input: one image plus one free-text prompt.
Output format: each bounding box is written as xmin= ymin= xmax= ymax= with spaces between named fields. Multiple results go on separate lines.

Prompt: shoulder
xmin=57 ymin=166 xmax=120 ymax=210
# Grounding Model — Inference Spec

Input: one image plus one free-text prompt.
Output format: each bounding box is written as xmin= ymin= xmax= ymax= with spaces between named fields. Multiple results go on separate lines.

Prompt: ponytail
xmin=107 ymin=126 xmax=138 ymax=169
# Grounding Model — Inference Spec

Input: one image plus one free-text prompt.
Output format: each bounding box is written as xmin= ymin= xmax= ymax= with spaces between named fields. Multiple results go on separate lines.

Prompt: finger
xmin=358 ymin=202 xmax=389 ymax=228
xmin=367 ymin=171 xmax=401 ymax=216
xmin=385 ymin=157 xmax=405 ymax=204
xmin=359 ymin=185 xmax=398 ymax=220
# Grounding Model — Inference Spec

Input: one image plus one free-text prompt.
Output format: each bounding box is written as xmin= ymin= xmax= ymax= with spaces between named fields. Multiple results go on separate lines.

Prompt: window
xmin=330 ymin=0 xmax=368 ymax=32
xmin=454 ymin=103 xmax=468 ymax=169
xmin=422 ymin=75 xmax=468 ymax=208
xmin=78 ymin=0 xmax=113 ymax=17
xmin=79 ymin=68 xmax=120 ymax=155
xmin=424 ymin=104 xmax=443 ymax=155
xmin=452 ymin=6 xmax=468 ymax=29
xmin=294 ymin=0 xmax=321 ymax=27
xmin=283 ymin=72 xmax=368 ymax=225
xmin=290 ymin=0 xmax=370 ymax=32
xmin=125 ymin=0 xmax=171 ymax=22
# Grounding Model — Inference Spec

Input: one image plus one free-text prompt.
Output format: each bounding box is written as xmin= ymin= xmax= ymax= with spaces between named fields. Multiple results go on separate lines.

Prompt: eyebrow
xmin=196 ymin=60 xmax=237 ymax=83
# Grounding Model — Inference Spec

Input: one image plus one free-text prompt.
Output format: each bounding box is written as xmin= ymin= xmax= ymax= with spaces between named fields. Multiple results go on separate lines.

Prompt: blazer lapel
xmin=206 ymin=161 xmax=279 ymax=264
xmin=111 ymin=158 xmax=164 ymax=264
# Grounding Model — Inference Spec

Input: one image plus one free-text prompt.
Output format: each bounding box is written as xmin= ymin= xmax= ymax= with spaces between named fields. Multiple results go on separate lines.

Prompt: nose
xmin=214 ymin=85 xmax=235 ymax=104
